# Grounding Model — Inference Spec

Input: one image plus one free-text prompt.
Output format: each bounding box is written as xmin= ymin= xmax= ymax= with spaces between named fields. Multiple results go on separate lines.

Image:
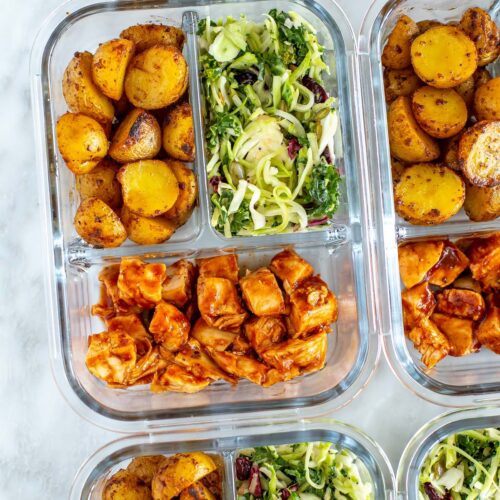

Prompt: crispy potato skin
xmin=382 ymin=15 xmax=420 ymax=69
xmin=394 ymin=163 xmax=465 ymax=225
xmin=442 ymin=133 xmax=462 ymax=171
xmin=74 ymin=197 xmax=127 ymax=247
xmin=384 ymin=68 xmax=422 ymax=103
xmin=459 ymin=8 xmax=500 ymax=66
xmin=179 ymin=481 xmax=215 ymax=500
xmin=416 ymin=20 xmax=443 ymax=33
xmin=120 ymin=205 xmax=176 ymax=245
xmin=412 ymin=86 xmax=467 ymax=139
xmin=464 ymin=183 xmax=500 ymax=221
xmin=127 ymin=456 xmax=167 ymax=485
xmin=388 ymin=96 xmax=440 ymax=162
xmin=474 ymin=77 xmax=500 ymax=121
xmin=56 ymin=112 xmax=108 ymax=174
xmin=163 ymin=102 xmax=195 ymax=161
xmin=125 ymin=45 xmax=188 ymax=110
xmin=92 ymin=38 xmax=135 ymax=100
xmin=454 ymin=76 xmax=475 ymax=109
xmin=103 ymin=469 xmax=152 ymax=500
xmin=473 ymin=67 xmax=492 ymax=88
xmin=391 ymin=158 xmax=406 ymax=185
xmin=75 ymin=158 xmax=122 ymax=209
xmin=110 ymin=108 xmax=162 ymax=163
xmin=458 ymin=120 xmax=500 ymax=187
xmin=62 ymin=51 xmax=114 ymax=128
xmin=410 ymin=26 xmax=478 ymax=88
xmin=120 ymin=24 xmax=185 ymax=53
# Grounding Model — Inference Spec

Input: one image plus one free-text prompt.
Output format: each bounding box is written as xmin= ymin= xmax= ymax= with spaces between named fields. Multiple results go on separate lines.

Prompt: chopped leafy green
xmin=268 ymin=9 xmax=309 ymax=65
xmin=303 ymin=160 xmax=341 ymax=218
xmin=206 ymin=112 xmax=242 ymax=151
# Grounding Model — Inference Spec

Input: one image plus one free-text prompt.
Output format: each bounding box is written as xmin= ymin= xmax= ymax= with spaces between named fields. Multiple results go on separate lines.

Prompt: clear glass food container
xmin=70 ymin=419 xmax=396 ymax=499
xmin=359 ymin=0 xmax=500 ymax=407
xmin=397 ymin=406 xmax=500 ymax=499
xmin=31 ymin=0 xmax=379 ymax=431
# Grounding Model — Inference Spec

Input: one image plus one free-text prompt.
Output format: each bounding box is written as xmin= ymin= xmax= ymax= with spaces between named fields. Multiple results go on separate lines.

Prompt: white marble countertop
xmin=0 ymin=0 xmax=447 ymax=498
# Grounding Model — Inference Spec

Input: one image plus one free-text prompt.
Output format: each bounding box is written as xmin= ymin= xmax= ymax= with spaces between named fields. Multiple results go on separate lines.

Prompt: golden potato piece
xmin=103 ymin=469 xmax=152 ymax=500
xmin=416 ymin=20 xmax=443 ymax=33
xmin=118 ymin=160 xmax=179 ymax=217
xmin=180 ymin=481 xmax=215 ymax=500
xmin=474 ymin=77 xmax=500 ymax=121
xmin=391 ymin=158 xmax=406 ymax=185
xmin=110 ymin=108 xmax=162 ymax=163
xmin=473 ymin=67 xmax=492 ymax=88
xmin=384 ymin=68 xmax=422 ymax=103
xmin=74 ymin=197 xmax=127 ymax=247
xmin=163 ymin=160 xmax=198 ymax=226
xmin=394 ymin=163 xmax=465 ymax=225
xmin=411 ymin=26 xmax=478 ymax=88
xmin=75 ymin=158 xmax=122 ymax=209
xmin=92 ymin=38 xmax=135 ymax=100
xmin=412 ymin=87 xmax=467 ymax=139
xmin=398 ymin=240 xmax=445 ymax=289
xmin=382 ymin=15 xmax=419 ymax=69
xmin=127 ymin=456 xmax=167 ymax=485
xmin=459 ymin=8 xmax=500 ymax=66
xmin=442 ymin=133 xmax=462 ymax=171
xmin=458 ymin=120 xmax=500 ymax=187
xmin=62 ymin=51 xmax=114 ymax=128
xmin=388 ymin=96 xmax=440 ymax=162
xmin=151 ymin=452 xmax=216 ymax=500
xmin=464 ymin=183 xmax=500 ymax=222
xmin=120 ymin=206 xmax=176 ymax=245
xmin=120 ymin=24 xmax=185 ymax=53
xmin=454 ymin=76 xmax=475 ymax=110
xmin=431 ymin=313 xmax=479 ymax=357
xmin=163 ymin=102 xmax=195 ymax=161
xmin=125 ymin=45 xmax=188 ymax=110
xmin=56 ymin=112 xmax=108 ymax=174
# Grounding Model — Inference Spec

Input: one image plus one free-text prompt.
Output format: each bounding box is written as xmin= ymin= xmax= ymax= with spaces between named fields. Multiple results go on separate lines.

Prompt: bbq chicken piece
xmin=117 ymin=258 xmax=167 ymax=309
xmin=431 ymin=313 xmax=479 ymax=357
xmin=239 ymin=268 xmax=285 ymax=316
xmin=151 ymin=363 xmax=211 ymax=393
xmin=269 ymin=249 xmax=314 ymax=295
xmin=262 ymin=366 xmax=301 ymax=387
xmin=288 ymin=276 xmax=337 ymax=338
xmin=191 ymin=318 xmax=237 ymax=352
xmin=127 ymin=346 xmax=164 ymax=386
xmin=208 ymin=350 xmax=268 ymax=385
xmin=106 ymin=313 xmax=149 ymax=339
xmin=197 ymin=254 xmax=239 ymax=283
xmin=244 ymin=316 xmax=287 ymax=355
xmin=161 ymin=259 xmax=197 ymax=308
xmin=149 ymin=302 xmax=190 ymax=352
xmin=476 ymin=298 xmax=500 ymax=354
xmin=453 ymin=274 xmax=483 ymax=293
xmin=398 ymin=240 xmax=445 ymax=289
xmin=231 ymin=335 xmax=253 ymax=355
xmin=407 ymin=318 xmax=450 ymax=369
xmin=402 ymin=282 xmax=436 ymax=332
xmin=426 ymin=242 xmax=469 ymax=288
xmin=197 ymin=277 xmax=247 ymax=332
xmin=435 ymin=288 xmax=486 ymax=321
xmin=467 ymin=234 xmax=500 ymax=291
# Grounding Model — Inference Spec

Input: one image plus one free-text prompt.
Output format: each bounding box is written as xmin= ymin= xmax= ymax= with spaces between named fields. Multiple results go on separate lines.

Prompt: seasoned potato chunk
xmin=149 ymin=301 xmax=190 ymax=351
xmin=197 ymin=254 xmax=239 ymax=283
xmin=244 ymin=316 xmax=287 ymax=354
xmin=398 ymin=240 xmax=445 ymax=289
xmin=240 ymin=268 xmax=285 ymax=316
xmin=402 ymin=282 xmax=436 ymax=332
xmin=474 ymin=77 xmax=500 ymax=121
xmin=208 ymin=349 xmax=268 ymax=385
xmin=161 ymin=259 xmax=196 ymax=308
xmin=103 ymin=469 xmax=152 ymax=500
xmin=435 ymin=288 xmax=485 ymax=321
xmin=464 ymin=183 xmax=500 ymax=222
xmin=127 ymin=456 xmax=166 ymax=485
xmin=407 ymin=317 xmax=450 ymax=369
xmin=384 ymin=68 xmax=422 ymax=103
xmin=431 ymin=313 xmax=479 ymax=357
xmin=151 ymin=364 xmax=211 ymax=394
xmin=391 ymin=158 xmax=406 ymax=184
xmin=191 ymin=318 xmax=236 ymax=352
xmin=410 ymin=26 xmax=478 ymax=88
xmin=163 ymin=102 xmax=195 ymax=161
xmin=476 ymin=300 xmax=500 ymax=354
xmin=473 ymin=67 xmax=492 ymax=88
xmin=382 ymin=15 xmax=419 ymax=69
xmin=427 ymin=241 xmax=469 ymax=287
xmin=269 ymin=249 xmax=314 ymax=295
xmin=180 ymin=481 xmax=215 ymax=500
xmin=120 ymin=206 xmax=176 ymax=245
xmin=120 ymin=23 xmax=185 ymax=53
xmin=454 ymin=76 xmax=475 ymax=109
xmin=467 ymin=234 xmax=500 ymax=291
xmin=416 ymin=20 xmax=443 ymax=33
xmin=442 ymin=134 xmax=462 ymax=171
xmin=394 ymin=163 xmax=465 ymax=225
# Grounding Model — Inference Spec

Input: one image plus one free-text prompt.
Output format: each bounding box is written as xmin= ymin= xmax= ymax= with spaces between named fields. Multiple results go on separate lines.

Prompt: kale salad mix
xmin=198 ymin=10 xmax=342 ymax=237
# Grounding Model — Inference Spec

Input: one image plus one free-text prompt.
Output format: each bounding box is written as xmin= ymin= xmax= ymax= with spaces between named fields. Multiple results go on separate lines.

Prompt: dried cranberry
xmin=288 ymin=483 xmax=299 ymax=491
xmin=288 ymin=138 xmax=301 ymax=160
xmin=234 ymin=71 xmax=257 ymax=85
xmin=209 ymin=175 xmax=221 ymax=193
xmin=281 ymin=489 xmax=290 ymax=499
xmin=308 ymin=216 xmax=329 ymax=226
xmin=423 ymin=483 xmax=451 ymax=500
xmin=248 ymin=463 xmax=262 ymax=498
xmin=323 ymin=146 xmax=333 ymax=165
xmin=302 ymin=76 xmax=328 ymax=103
xmin=235 ymin=457 xmax=252 ymax=480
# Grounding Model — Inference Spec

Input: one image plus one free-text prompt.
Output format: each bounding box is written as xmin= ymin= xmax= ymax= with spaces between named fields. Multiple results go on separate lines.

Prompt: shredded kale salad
xmin=419 ymin=428 xmax=500 ymax=499
xmin=235 ymin=442 xmax=373 ymax=500
xmin=198 ymin=10 xmax=341 ymax=237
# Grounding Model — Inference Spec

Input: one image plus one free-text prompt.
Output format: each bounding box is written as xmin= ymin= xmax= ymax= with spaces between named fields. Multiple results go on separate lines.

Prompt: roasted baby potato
xmin=62 ymin=51 xmax=114 ymax=128
xmin=127 ymin=456 xmax=167 ymax=485
xmin=56 ymin=112 xmax=108 ymax=174
xmin=458 ymin=120 xmax=500 ymax=187
xmin=382 ymin=15 xmax=420 ymax=69
xmin=75 ymin=158 xmax=122 ymax=209
xmin=124 ymin=45 xmax=188 ymax=110
xmin=162 ymin=102 xmax=195 ymax=161
xmin=103 ymin=469 xmax=152 ymax=500
xmin=431 ymin=313 xmax=479 ymax=357
xmin=179 ymin=481 xmax=215 ymax=500
xmin=92 ymin=38 xmax=135 ymax=100
xmin=384 ymin=68 xmax=422 ymax=103
xmin=416 ymin=20 xmax=443 ymax=33
xmin=474 ymin=67 xmax=492 ymax=88
xmin=410 ymin=26 xmax=478 ymax=88
xmin=120 ymin=24 xmax=185 ymax=53
xmin=442 ymin=134 xmax=462 ymax=171
xmin=74 ymin=197 xmax=127 ymax=247
xmin=464 ymin=183 xmax=500 ymax=222
xmin=163 ymin=160 xmax=197 ymax=226
xmin=110 ymin=108 xmax=162 ymax=163
xmin=391 ymin=158 xmax=406 ymax=184
xmin=454 ymin=76 xmax=475 ymax=109
xmin=394 ymin=163 xmax=465 ymax=224
xmin=412 ymin=86 xmax=468 ymax=139
xmin=388 ymin=96 xmax=440 ymax=162
xmin=474 ymin=77 xmax=500 ymax=121
xmin=118 ymin=160 xmax=180 ymax=217
xmin=398 ymin=240 xmax=445 ymax=289
xmin=120 ymin=206 xmax=176 ymax=245
xmin=459 ymin=8 xmax=500 ymax=66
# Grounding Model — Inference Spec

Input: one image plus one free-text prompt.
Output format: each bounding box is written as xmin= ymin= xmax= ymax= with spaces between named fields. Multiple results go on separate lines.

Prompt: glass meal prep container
xmin=31 ymin=0 xmax=379 ymax=431
xmin=360 ymin=0 xmax=500 ymax=407
xmin=70 ymin=419 xmax=395 ymax=499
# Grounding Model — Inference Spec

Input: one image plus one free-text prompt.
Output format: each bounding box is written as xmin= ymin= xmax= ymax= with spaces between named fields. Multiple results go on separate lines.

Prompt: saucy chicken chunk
xmin=197 ymin=254 xmax=239 ymax=283
xmin=431 ymin=313 xmax=479 ymax=357
xmin=162 ymin=259 xmax=196 ymax=308
xmin=402 ymin=281 xmax=436 ymax=332
xmin=269 ymin=249 xmax=314 ymax=294
xmin=467 ymin=234 xmax=500 ymax=291
xmin=191 ymin=318 xmax=236 ymax=351
xmin=151 ymin=363 xmax=211 ymax=393
xmin=149 ymin=301 xmax=190 ymax=351
xmin=398 ymin=240 xmax=445 ymax=288
xmin=476 ymin=297 xmax=500 ymax=354
xmin=407 ymin=318 xmax=450 ymax=369
xmin=244 ymin=316 xmax=287 ymax=355
xmin=239 ymin=267 xmax=285 ymax=316
xmin=426 ymin=242 xmax=469 ymax=287
xmin=435 ymin=288 xmax=486 ymax=321
xmin=208 ymin=350 xmax=268 ymax=385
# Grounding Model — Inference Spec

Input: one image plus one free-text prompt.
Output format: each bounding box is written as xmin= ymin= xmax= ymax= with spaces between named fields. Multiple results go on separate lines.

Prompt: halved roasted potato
xmin=92 ymin=38 xmax=135 ymax=100
xmin=163 ymin=160 xmax=197 ymax=226
xmin=110 ymin=108 xmax=162 ymax=163
xmin=74 ymin=197 xmax=127 ymax=247
xmin=398 ymin=240 xmax=445 ymax=289
xmin=473 ymin=67 xmax=492 ymax=88
xmin=382 ymin=15 xmax=419 ymax=69
xmin=464 ymin=182 xmax=500 ymax=222
xmin=410 ymin=26 xmax=478 ymax=88
xmin=120 ymin=23 xmax=185 ymax=53
xmin=124 ymin=45 xmax=188 ymax=110
xmin=394 ymin=163 xmax=465 ymax=225
xmin=391 ymin=158 xmax=406 ymax=185
xmin=180 ymin=481 xmax=215 ymax=500
xmin=388 ymin=96 xmax=440 ymax=162
xmin=454 ymin=76 xmax=475 ymax=110
xmin=441 ymin=133 xmax=462 ymax=171
xmin=162 ymin=102 xmax=195 ymax=161
xmin=416 ymin=20 xmax=443 ymax=33
xmin=127 ymin=456 xmax=167 ymax=485
xmin=384 ymin=68 xmax=422 ymax=103
xmin=474 ymin=77 xmax=500 ymax=121
xmin=56 ymin=112 xmax=108 ymax=174
xmin=458 ymin=120 xmax=500 ymax=187
xmin=120 ymin=206 xmax=176 ymax=245
xmin=103 ymin=469 xmax=152 ymax=500
xmin=118 ymin=160 xmax=179 ymax=217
